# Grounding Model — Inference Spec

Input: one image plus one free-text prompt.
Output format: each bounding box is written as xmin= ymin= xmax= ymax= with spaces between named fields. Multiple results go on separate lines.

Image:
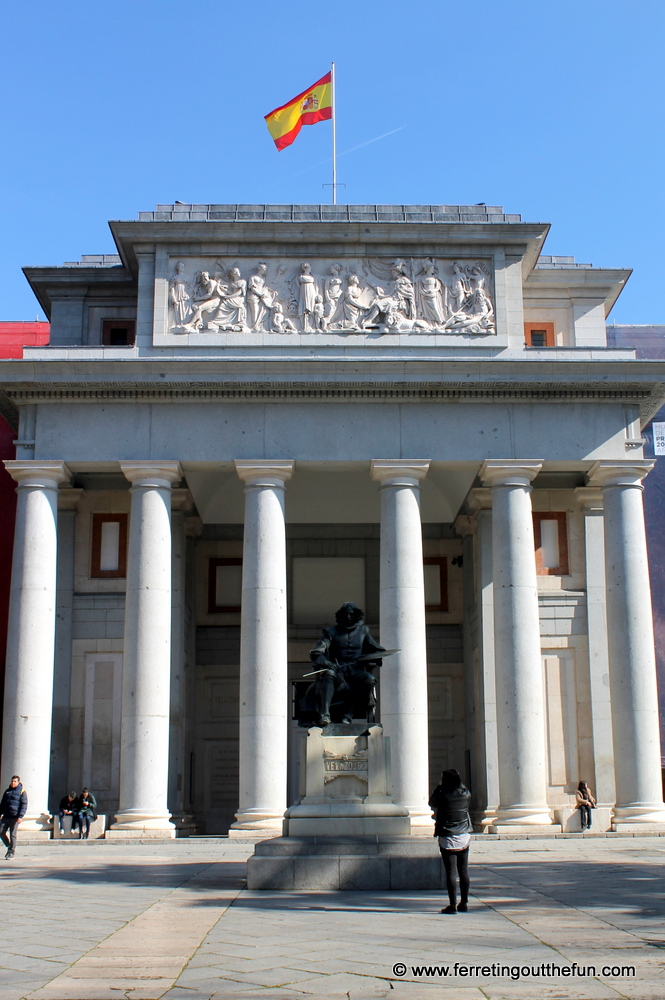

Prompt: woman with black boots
xmin=429 ymin=769 xmax=472 ymax=914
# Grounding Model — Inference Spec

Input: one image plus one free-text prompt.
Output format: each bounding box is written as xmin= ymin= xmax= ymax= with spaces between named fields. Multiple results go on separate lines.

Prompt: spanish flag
xmin=265 ymin=72 xmax=333 ymax=151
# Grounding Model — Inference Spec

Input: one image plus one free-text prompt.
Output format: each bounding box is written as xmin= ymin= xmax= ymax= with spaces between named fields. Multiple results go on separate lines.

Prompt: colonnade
xmin=2 ymin=457 xmax=664 ymax=836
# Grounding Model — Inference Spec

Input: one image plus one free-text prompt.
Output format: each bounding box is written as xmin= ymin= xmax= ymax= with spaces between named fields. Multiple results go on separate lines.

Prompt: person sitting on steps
xmin=58 ymin=791 xmax=77 ymax=835
xmin=576 ymin=780 xmax=596 ymax=831
xmin=74 ymin=788 xmax=97 ymax=840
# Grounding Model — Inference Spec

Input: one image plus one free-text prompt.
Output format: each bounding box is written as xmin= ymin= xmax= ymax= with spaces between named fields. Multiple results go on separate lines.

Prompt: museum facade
xmin=1 ymin=203 xmax=664 ymax=837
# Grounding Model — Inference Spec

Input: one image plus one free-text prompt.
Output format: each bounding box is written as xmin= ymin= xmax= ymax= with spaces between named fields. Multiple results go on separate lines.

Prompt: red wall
xmin=0 ymin=323 xmax=50 ymax=700
xmin=0 ymin=321 xmax=49 ymax=359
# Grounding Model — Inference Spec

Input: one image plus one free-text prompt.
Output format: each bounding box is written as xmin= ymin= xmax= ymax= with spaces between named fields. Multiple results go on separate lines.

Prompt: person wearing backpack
xmin=0 ymin=775 xmax=28 ymax=859
xmin=429 ymin=769 xmax=473 ymax=914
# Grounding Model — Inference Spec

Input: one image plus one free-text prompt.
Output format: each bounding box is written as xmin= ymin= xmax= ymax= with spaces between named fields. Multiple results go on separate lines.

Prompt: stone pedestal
xmin=247 ymin=836 xmax=443 ymax=891
xmin=283 ymin=724 xmax=410 ymax=837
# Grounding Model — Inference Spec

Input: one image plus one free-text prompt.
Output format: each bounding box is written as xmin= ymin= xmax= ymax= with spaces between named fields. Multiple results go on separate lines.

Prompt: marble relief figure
xmin=246 ymin=262 xmax=273 ymax=332
xmin=168 ymin=256 xmax=496 ymax=335
xmin=212 ymin=267 xmax=247 ymax=330
xmin=417 ymin=259 xmax=445 ymax=326
xmin=169 ymin=261 xmax=191 ymax=326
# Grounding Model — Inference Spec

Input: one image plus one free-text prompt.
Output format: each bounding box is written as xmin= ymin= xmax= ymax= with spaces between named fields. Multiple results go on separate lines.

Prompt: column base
xmin=472 ymin=808 xmax=498 ymax=833
xmin=110 ymin=811 xmax=176 ymax=836
xmin=229 ymin=810 xmax=284 ymax=838
xmin=106 ymin=829 xmax=176 ymax=840
xmin=18 ymin=813 xmax=53 ymax=835
xmin=405 ymin=807 xmax=434 ymax=836
xmin=494 ymin=805 xmax=553 ymax=826
xmin=169 ymin=813 xmax=198 ymax=837
xmin=612 ymin=803 xmax=665 ymax=826
xmin=490 ymin=824 xmax=562 ymax=835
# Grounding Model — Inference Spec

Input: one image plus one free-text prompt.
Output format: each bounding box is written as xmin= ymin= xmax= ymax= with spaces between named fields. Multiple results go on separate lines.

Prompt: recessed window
xmin=91 ymin=514 xmax=128 ymax=578
xmin=525 ymin=322 xmax=555 ymax=347
xmin=102 ymin=320 xmax=135 ymax=346
xmin=291 ymin=557 xmax=365 ymax=625
xmin=208 ymin=558 xmax=243 ymax=613
xmin=424 ymin=557 xmax=448 ymax=612
xmin=533 ymin=512 xmax=569 ymax=575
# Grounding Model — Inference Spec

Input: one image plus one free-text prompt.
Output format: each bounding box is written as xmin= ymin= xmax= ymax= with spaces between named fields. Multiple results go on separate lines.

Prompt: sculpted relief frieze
xmin=167 ymin=257 xmax=496 ymax=336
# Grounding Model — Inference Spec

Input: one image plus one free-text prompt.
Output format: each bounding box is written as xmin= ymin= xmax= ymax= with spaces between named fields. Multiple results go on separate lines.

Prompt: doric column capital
xmin=467 ymin=487 xmax=493 ymax=512
xmin=235 ymin=460 xmax=294 ymax=488
xmin=453 ymin=514 xmax=476 ymax=537
xmin=184 ymin=515 xmax=203 ymax=538
xmin=575 ymin=486 xmax=604 ymax=512
xmin=120 ymin=461 xmax=182 ymax=488
xmin=171 ymin=488 xmax=194 ymax=512
xmin=370 ymin=459 xmax=430 ymax=487
xmin=57 ymin=487 xmax=84 ymax=512
xmin=587 ymin=460 xmax=655 ymax=489
xmin=480 ymin=460 xmax=543 ymax=488
xmin=3 ymin=460 xmax=71 ymax=489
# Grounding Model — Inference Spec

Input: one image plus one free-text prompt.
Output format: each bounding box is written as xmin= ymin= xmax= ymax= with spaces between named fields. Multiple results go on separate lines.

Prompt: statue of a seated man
xmin=306 ymin=602 xmax=385 ymax=726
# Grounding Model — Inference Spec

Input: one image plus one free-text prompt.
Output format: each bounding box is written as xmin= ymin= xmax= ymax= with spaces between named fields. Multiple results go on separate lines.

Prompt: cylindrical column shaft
xmin=2 ymin=461 xmax=70 ymax=832
xmin=112 ymin=461 xmax=181 ymax=834
xmin=482 ymin=460 xmax=552 ymax=827
xmin=231 ymin=460 xmax=293 ymax=833
xmin=371 ymin=460 xmax=431 ymax=831
xmin=591 ymin=461 xmax=665 ymax=826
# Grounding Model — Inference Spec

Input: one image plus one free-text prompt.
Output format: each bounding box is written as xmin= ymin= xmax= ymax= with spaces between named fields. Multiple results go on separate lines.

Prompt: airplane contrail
xmin=282 ymin=126 xmax=407 ymax=181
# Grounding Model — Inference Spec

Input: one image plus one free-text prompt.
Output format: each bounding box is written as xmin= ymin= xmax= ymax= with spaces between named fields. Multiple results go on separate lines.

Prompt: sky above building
xmin=1 ymin=0 xmax=663 ymax=323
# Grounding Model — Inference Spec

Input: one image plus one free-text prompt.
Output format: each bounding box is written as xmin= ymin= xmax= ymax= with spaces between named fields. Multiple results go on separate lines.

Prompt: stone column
xmin=370 ymin=460 xmax=431 ymax=832
xmin=50 ymin=487 xmax=84 ymax=811
xmin=168 ymin=489 xmax=195 ymax=835
xmin=110 ymin=461 xmax=181 ymax=837
xmin=230 ymin=460 xmax=294 ymax=835
xmin=588 ymin=461 xmax=665 ymax=828
xmin=575 ymin=488 xmax=616 ymax=813
xmin=2 ymin=460 xmax=71 ymax=834
xmin=481 ymin=460 xmax=553 ymax=829
xmin=457 ymin=491 xmax=500 ymax=829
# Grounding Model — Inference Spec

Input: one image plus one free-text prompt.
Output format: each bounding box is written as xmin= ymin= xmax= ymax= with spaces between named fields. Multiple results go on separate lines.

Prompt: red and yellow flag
xmin=265 ymin=72 xmax=332 ymax=151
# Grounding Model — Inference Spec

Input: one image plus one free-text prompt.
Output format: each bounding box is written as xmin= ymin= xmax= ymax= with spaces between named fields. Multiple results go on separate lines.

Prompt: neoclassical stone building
xmin=1 ymin=203 xmax=664 ymax=837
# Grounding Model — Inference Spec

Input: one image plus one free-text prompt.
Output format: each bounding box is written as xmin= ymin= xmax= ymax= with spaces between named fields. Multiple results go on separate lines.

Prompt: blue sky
xmin=1 ymin=0 xmax=663 ymax=323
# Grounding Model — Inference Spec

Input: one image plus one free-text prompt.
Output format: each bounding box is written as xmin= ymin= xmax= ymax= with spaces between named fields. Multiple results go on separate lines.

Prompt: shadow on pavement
xmin=0 ymin=859 xmax=247 ymax=894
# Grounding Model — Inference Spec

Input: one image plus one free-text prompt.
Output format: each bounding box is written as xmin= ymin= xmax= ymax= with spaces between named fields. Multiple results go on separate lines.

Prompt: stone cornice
xmin=2 ymin=358 xmax=665 ymax=428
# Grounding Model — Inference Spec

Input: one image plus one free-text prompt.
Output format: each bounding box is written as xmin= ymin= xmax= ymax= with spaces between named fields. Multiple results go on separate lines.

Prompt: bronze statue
xmin=301 ymin=602 xmax=386 ymax=727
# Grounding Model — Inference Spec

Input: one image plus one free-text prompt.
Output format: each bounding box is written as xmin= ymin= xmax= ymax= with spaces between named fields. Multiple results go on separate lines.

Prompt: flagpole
xmin=331 ymin=61 xmax=337 ymax=205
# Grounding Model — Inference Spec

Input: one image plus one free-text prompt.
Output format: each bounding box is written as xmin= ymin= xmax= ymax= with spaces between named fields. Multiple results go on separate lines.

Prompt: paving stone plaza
xmin=0 ymin=836 xmax=663 ymax=1000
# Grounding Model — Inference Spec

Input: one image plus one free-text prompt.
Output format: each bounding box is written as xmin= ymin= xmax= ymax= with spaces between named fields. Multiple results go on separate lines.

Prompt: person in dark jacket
xmin=58 ymin=792 xmax=77 ymax=835
xmin=0 ymin=775 xmax=28 ymax=859
xmin=74 ymin=788 xmax=97 ymax=840
xmin=429 ymin=769 xmax=472 ymax=913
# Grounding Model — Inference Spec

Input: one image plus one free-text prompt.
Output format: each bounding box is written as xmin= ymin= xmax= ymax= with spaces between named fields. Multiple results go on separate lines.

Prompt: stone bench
xmin=553 ymin=806 xmax=613 ymax=833
xmin=53 ymin=814 xmax=107 ymax=840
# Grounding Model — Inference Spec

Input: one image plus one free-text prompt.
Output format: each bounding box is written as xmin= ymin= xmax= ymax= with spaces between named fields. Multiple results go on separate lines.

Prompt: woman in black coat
xmin=429 ymin=769 xmax=472 ymax=913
